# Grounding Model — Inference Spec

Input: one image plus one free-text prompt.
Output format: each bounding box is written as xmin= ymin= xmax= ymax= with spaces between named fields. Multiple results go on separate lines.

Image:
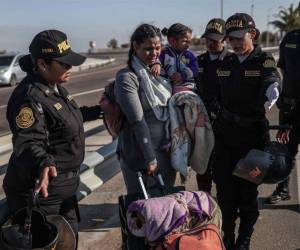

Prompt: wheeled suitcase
xmin=119 ymin=172 xmax=184 ymax=250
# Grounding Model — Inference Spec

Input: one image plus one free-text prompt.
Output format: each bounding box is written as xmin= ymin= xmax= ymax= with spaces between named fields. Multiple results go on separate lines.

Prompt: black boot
xmin=266 ymin=178 xmax=291 ymax=204
xmin=223 ymin=234 xmax=235 ymax=250
xmin=235 ymin=235 xmax=251 ymax=250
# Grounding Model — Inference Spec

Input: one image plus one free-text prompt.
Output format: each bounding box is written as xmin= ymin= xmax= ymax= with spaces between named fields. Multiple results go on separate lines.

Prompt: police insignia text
xmin=207 ymin=22 xmax=223 ymax=33
xmin=225 ymin=20 xmax=243 ymax=29
xmin=57 ymin=40 xmax=70 ymax=53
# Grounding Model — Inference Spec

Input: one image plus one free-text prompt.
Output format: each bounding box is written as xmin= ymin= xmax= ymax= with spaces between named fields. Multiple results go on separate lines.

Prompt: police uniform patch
xmin=66 ymin=95 xmax=73 ymax=101
xmin=217 ymin=70 xmax=231 ymax=77
xmin=245 ymin=70 xmax=260 ymax=76
xmin=263 ymin=59 xmax=276 ymax=68
xmin=54 ymin=103 xmax=62 ymax=110
xmin=285 ymin=43 xmax=297 ymax=49
xmin=16 ymin=107 xmax=35 ymax=129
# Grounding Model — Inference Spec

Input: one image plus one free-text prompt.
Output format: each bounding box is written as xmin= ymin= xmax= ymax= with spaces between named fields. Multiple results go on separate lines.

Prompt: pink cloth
xmin=127 ymin=191 xmax=213 ymax=242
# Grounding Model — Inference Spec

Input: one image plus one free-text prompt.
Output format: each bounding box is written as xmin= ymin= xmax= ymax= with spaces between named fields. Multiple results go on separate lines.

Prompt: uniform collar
xmin=204 ymin=47 xmax=228 ymax=61
xmin=56 ymin=84 xmax=71 ymax=100
xmin=29 ymin=73 xmax=56 ymax=96
xmin=232 ymin=44 xmax=262 ymax=63
xmin=30 ymin=73 xmax=70 ymax=100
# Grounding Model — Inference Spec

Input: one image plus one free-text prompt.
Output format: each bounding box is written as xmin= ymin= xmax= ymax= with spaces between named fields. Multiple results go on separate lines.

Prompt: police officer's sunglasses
xmin=54 ymin=60 xmax=72 ymax=70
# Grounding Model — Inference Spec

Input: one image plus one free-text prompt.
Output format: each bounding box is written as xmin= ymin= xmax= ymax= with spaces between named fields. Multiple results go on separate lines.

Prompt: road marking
xmin=107 ymin=78 xmax=115 ymax=83
xmin=71 ymin=64 xmax=123 ymax=80
xmin=72 ymin=88 xmax=104 ymax=97
xmin=0 ymin=88 xmax=105 ymax=109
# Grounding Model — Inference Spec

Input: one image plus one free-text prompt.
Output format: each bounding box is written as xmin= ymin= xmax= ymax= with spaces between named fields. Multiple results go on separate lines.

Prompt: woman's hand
xmin=150 ymin=64 xmax=161 ymax=77
xmin=276 ymin=130 xmax=290 ymax=144
xmin=34 ymin=166 xmax=57 ymax=198
xmin=170 ymin=72 xmax=182 ymax=83
xmin=147 ymin=162 xmax=157 ymax=175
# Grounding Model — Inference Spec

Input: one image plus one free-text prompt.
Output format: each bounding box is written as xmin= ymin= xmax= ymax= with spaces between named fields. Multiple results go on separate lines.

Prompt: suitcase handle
xmin=137 ymin=172 xmax=149 ymax=199
xmin=137 ymin=171 xmax=166 ymax=199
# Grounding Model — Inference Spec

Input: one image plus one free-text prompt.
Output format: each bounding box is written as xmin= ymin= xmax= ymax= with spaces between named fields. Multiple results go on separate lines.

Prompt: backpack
xmin=153 ymin=224 xmax=225 ymax=250
xmin=99 ymin=81 xmax=125 ymax=138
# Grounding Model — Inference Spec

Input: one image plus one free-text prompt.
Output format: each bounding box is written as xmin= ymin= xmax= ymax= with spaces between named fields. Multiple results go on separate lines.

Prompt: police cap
xmin=202 ymin=18 xmax=226 ymax=41
xmin=225 ymin=13 xmax=259 ymax=38
xmin=29 ymin=29 xmax=86 ymax=66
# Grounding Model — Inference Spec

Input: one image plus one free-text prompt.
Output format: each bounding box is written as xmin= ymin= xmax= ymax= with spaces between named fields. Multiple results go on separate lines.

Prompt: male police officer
xmin=196 ymin=18 xmax=231 ymax=192
xmin=266 ymin=2 xmax=300 ymax=204
xmin=214 ymin=13 xmax=280 ymax=249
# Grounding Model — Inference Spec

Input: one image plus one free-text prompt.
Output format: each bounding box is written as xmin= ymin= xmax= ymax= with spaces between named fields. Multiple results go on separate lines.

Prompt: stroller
xmin=119 ymin=172 xmax=224 ymax=250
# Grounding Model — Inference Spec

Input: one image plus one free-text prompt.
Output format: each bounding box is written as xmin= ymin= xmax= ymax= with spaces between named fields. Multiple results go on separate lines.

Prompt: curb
xmin=0 ymin=139 xmax=118 ymax=226
xmin=0 ymin=143 xmax=12 ymax=156
xmin=72 ymin=58 xmax=116 ymax=73
xmin=78 ymin=140 xmax=120 ymax=200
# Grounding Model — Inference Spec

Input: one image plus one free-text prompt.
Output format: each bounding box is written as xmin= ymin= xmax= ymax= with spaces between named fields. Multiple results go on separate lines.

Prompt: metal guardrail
xmin=0 ymin=139 xmax=118 ymax=226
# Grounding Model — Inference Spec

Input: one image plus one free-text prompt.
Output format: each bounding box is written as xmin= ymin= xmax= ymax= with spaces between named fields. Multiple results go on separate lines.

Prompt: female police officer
xmin=196 ymin=18 xmax=230 ymax=193
xmin=3 ymin=30 xmax=102 ymax=247
xmin=214 ymin=14 xmax=280 ymax=249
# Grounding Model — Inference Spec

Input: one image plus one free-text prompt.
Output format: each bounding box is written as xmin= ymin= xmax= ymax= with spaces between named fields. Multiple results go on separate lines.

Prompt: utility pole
xmin=221 ymin=0 xmax=223 ymax=19
xmin=251 ymin=0 xmax=254 ymax=17
xmin=266 ymin=9 xmax=271 ymax=47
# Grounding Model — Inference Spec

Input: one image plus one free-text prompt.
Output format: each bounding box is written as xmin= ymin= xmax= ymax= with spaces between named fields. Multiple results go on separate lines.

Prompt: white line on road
xmin=72 ymin=88 xmax=104 ymax=97
xmin=0 ymin=88 xmax=105 ymax=109
xmin=107 ymin=78 xmax=115 ymax=83
xmin=71 ymin=64 xmax=123 ymax=80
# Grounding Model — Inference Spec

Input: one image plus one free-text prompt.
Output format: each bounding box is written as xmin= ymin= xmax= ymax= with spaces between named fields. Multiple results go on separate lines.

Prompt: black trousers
xmin=277 ymin=124 xmax=300 ymax=189
xmin=5 ymin=173 xmax=80 ymax=247
xmin=213 ymin=137 xmax=265 ymax=240
xmin=196 ymin=150 xmax=214 ymax=192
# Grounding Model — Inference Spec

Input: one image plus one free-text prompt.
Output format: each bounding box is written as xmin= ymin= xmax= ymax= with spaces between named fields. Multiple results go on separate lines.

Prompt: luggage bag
xmin=119 ymin=172 xmax=185 ymax=250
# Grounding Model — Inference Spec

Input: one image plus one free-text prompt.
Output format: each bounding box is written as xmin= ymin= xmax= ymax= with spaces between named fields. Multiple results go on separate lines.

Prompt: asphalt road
xmin=0 ymin=54 xmax=127 ymax=135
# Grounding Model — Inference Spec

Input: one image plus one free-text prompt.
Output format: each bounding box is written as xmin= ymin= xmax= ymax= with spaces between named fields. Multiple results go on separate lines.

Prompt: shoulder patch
xmin=285 ymin=43 xmax=297 ymax=49
xmin=16 ymin=107 xmax=35 ymax=129
xmin=263 ymin=59 xmax=276 ymax=68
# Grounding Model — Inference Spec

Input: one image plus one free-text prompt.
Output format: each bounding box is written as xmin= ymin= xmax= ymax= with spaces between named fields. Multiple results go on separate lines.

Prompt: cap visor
xmin=55 ymin=50 xmax=86 ymax=66
xmin=227 ymin=29 xmax=249 ymax=38
xmin=203 ymin=32 xmax=225 ymax=41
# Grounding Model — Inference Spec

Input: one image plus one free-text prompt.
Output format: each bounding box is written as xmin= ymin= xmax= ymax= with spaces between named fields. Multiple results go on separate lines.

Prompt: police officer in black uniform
xmin=266 ymin=2 xmax=300 ymax=204
xmin=196 ymin=18 xmax=231 ymax=192
xmin=3 ymin=30 xmax=103 ymax=248
xmin=214 ymin=13 xmax=280 ymax=249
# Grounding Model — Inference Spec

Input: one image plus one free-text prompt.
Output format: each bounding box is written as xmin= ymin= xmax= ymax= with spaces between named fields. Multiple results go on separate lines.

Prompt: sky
xmin=0 ymin=0 xmax=299 ymax=53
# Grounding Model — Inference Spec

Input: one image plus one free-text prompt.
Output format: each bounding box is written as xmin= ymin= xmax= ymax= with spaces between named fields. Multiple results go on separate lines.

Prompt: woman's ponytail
xmin=19 ymin=54 xmax=35 ymax=73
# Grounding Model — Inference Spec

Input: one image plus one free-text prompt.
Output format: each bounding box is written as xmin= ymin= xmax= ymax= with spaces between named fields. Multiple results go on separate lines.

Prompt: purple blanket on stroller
xmin=127 ymin=191 xmax=213 ymax=242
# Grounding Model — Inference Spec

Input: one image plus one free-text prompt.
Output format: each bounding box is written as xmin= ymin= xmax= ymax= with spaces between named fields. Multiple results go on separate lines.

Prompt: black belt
xmin=283 ymin=97 xmax=298 ymax=106
xmin=221 ymin=108 xmax=265 ymax=125
xmin=58 ymin=169 xmax=79 ymax=179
